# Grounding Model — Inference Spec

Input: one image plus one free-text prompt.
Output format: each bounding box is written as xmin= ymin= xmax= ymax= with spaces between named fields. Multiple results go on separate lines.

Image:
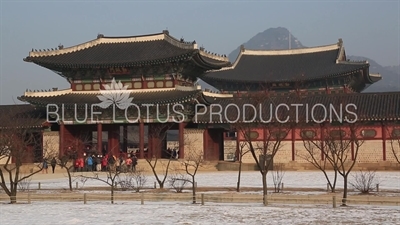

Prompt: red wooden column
xmin=203 ymin=128 xmax=209 ymax=160
xmin=179 ymin=122 xmax=185 ymax=159
xmin=108 ymin=125 xmax=120 ymax=156
xmin=382 ymin=123 xmax=386 ymax=161
xmin=59 ymin=122 xmax=65 ymax=156
xmin=97 ymin=123 xmax=102 ymax=155
xmin=123 ymin=125 xmax=128 ymax=153
xmin=139 ymin=121 xmax=144 ymax=159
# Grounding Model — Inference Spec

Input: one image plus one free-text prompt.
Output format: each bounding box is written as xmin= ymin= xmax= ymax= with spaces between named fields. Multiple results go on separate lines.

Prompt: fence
xmin=1 ymin=192 xmax=399 ymax=207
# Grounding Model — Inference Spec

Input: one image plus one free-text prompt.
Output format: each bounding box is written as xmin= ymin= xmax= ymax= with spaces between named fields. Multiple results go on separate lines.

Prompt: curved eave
xmin=203 ymin=65 xmax=368 ymax=84
xmin=17 ymin=89 xmax=203 ymax=109
xmin=24 ymin=52 xmax=196 ymax=71
xmin=191 ymin=52 xmax=231 ymax=70
xmin=367 ymin=73 xmax=382 ymax=84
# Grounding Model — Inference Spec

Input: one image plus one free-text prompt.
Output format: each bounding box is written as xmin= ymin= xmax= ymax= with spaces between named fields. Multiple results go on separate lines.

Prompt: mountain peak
xmin=228 ymin=27 xmax=305 ymax=61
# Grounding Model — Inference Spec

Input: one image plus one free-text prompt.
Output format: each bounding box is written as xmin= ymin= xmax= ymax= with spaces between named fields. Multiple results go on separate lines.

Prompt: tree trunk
xmin=111 ymin=185 xmax=114 ymax=204
xmin=342 ymin=175 xmax=348 ymax=206
xmin=10 ymin=184 xmax=17 ymax=204
xmin=262 ymin=172 xmax=267 ymax=205
xmin=67 ymin=169 xmax=73 ymax=191
xmin=192 ymin=176 xmax=196 ymax=204
xmin=237 ymin=159 xmax=242 ymax=192
xmin=159 ymin=182 xmax=164 ymax=189
xmin=331 ymin=170 xmax=338 ymax=193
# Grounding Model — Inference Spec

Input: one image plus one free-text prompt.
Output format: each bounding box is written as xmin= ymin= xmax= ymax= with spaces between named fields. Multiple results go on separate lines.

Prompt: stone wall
xmin=225 ymin=139 xmax=400 ymax=171
xmin=43 ymin=131 xmax=60 ymax=158
xmin=183 ymin=129 xmax=204 ymax=160
xmin=386 ymin=140 xmax=400 ymax=163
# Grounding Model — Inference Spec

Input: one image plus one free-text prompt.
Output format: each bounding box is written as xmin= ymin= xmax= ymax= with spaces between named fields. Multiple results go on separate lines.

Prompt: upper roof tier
xmin=203 ymin=39 xmax=378 ymax=84
xmin=23 ymin=30 xmax=231 ymax=71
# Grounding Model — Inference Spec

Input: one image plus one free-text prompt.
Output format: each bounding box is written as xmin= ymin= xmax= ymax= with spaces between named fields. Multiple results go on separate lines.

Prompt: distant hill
xmin=384 ymin=65 xmax=400 ymax=74
xmin=228 ymin=27 xmax=304 ymax=62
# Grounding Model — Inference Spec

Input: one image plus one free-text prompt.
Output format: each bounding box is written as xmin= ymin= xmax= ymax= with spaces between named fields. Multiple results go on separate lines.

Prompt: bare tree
xmin=79 ymin=166 xmax=122 ymax=204
xmin=0 ymin=106 xmax=46 ymax=203
xmin=322 ymin=124 xmax=364 ymax=206
xmin=236 ymin=140 xmax=250 ymax=192
xmin=145 ymin=123 xmax=174 ymax=189
xmin=233 ymin=92 xmax=290 ymax=205
xmin=272 ymin=163 xmax=285 ymax=193
xmin=43 ymin=129 xmax=93 ymax=191
xmin=168 ymin=172 xmax=190 ymax=193
xmin=350 ymin=170 xmax=379 ymax=194
xmin=299 ymin=125 xmax=338 ymax=192
xmin=388 ymin=126 xmax=400 ymax=164
xmin=180 ymin=142 xmax=203 ymax=204
xmin=78 ymin=145 xmax=122 ymax=204
xmin=236 ymin=123 xmax=288 ymax=205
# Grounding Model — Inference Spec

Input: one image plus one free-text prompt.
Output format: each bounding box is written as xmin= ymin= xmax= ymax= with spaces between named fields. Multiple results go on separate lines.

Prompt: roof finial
xmin=338 ymin=38 xmax=343 ymax=45
xmin=163 ymin=29 xmax=169 ymax=35
xmin=240 ymin=45 xmax=245 ymax=52
xmin=97 ymin=33 xmax=104 ymax=39
xmin=58 ymin=44 xmax=63 ymax=50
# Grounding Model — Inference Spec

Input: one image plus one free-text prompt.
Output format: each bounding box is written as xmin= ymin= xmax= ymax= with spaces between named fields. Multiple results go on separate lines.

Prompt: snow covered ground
xmin=0 ymin=171 xmax=399 ymax=224
xmin=27 ymin=171 xmax=400 ymax=191
xmin=1 ymin=201 xmax=399 ymax=224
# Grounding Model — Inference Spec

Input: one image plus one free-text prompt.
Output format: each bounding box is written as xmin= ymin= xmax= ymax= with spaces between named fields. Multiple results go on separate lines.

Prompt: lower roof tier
xmin=14 ymin=90 xmax=400 ymax=124
xmin=196 ymin=92 xmax=400 ymax=123
xmin=18 ymin=86 xmax=205 ymax=108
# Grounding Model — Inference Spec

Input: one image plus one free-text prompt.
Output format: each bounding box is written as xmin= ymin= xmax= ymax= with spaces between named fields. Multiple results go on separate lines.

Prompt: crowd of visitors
xmin=73 ymin=153 xmax=138 ymax=172
xmin=42 ymin=152 xmax=138 ymax=174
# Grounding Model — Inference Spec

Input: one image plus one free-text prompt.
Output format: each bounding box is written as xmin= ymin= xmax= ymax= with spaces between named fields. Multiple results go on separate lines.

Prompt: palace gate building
xmin=9 ymin=30 xmax=400 ymax=170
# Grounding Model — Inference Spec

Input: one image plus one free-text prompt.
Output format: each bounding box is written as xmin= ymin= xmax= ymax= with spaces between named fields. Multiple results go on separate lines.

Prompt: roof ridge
xmin=205 ymin=41 xmax=342 ymax=74
xmin=26 ymin=30 xmax=196 ymax=58
xmin=337 ymin=60 xmax=369 ymax=65
xmin=21 ymin=86 xmax=202 ymax=98
xmin=241 ymin=42 xmax=340 ymax=56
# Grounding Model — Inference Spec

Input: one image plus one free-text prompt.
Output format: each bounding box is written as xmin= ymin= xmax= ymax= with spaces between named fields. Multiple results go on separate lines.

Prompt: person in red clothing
xmin=78 ymin=157 xmax=84 ymax=172
xmin=101 ymin=155 xmax=108 ymax=171
xmin=74 ymin=159 xmax=79 ymax=172
xmin=126 ymin=157 xmax=132 ymax=172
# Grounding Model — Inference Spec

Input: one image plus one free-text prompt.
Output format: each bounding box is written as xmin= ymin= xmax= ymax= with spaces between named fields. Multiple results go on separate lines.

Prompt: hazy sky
xmin=0 ymin=0 xmax=399 ymax=105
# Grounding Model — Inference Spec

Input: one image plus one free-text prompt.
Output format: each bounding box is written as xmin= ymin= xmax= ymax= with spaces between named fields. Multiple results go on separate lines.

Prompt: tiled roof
xmin=193 ymin=92 xmax=400 ymax=123
xmin=18 ymin=87 xmax=203 ymax=108
xmin=0 ymin=104 xmax=47 ymax=129
xmin=203 ymin=41 xmax=370 ymax=84
xmin=24 ymin=31 xmax=230 ymax=70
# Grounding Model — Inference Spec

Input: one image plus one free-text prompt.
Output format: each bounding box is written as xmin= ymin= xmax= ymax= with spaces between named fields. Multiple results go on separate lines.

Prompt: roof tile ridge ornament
xmin=27 ymin=31 xmax=167 ymax=58
xmin=242 ymin=42 xmax=340 ymax=56
xmin=74 ymin=87 xmax=177 ymax=94
xmin=162 ymin=31 xmax=197 ymax=50
xmin=336 ymin=38 xmax=345 ymax=64
xmin=23 ymin=88 xmax=72 ymax=97
xmin=337 ymin=60 xmax=369 ymax=65
xmin=198 ymin=48 xmax=230 ymax=62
